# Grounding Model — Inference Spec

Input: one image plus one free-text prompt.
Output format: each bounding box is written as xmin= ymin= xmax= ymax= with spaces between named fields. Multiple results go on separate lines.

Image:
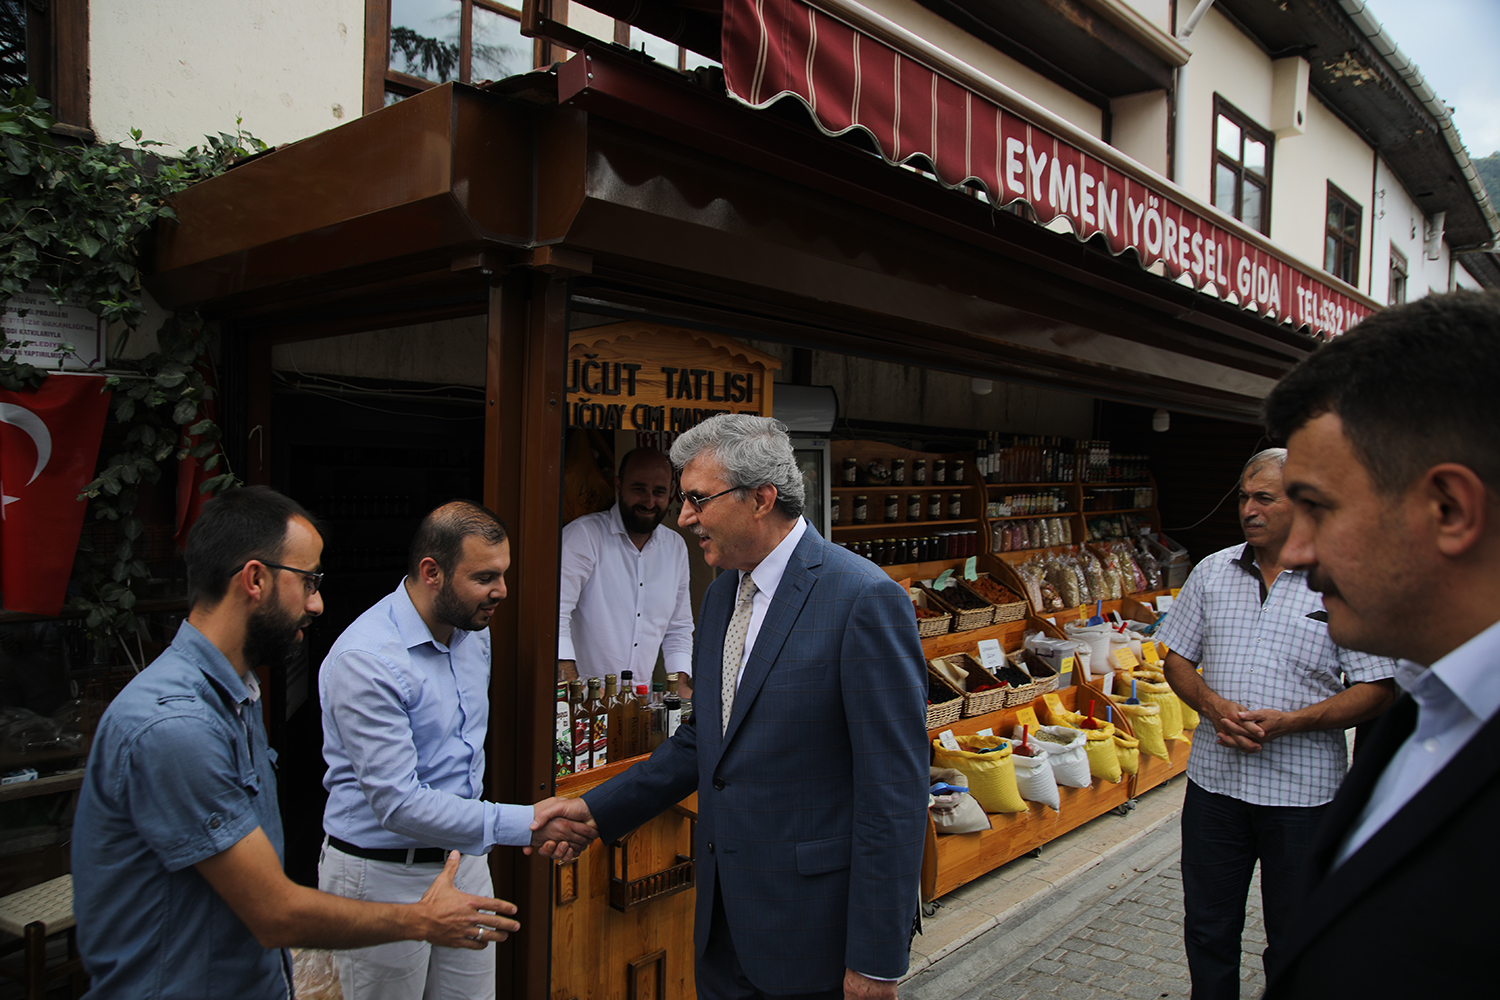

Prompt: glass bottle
xmin=587 ymin=677 xmax=609 ymax=769
xmin=664 ymin=673 xmax=683 ymax=739
xmin=554 ymin=683 xmax=573 ymax=778
xmin=569 ymin=679 xmax=591 ymax=772
xmin=604 ymin=673 xmax=622 ymax=762
xmin=649 ymin=681 xmax=666 ymax=749
xmin=635 ymin=684 xmax=652 ymax=756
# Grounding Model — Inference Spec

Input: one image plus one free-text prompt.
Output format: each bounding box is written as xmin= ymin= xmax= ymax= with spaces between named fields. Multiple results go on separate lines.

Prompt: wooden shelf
xmin=1082 ymin=506 xmax=1157 ymax=516
xmin=983 ymin=480 xmax=1075 ymax=488
xmin=922 ymin=684 xmax=1133 ymax=901
xmin=986 ymin=511 xmax=1072 ymax=521
xmin=833 ymin=518 xmax=974 ymax=531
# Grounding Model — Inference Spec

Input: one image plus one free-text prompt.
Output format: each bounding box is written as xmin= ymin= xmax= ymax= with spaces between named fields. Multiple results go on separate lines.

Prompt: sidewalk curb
xmin=902 ymin=800 xmax=1184 ymax=983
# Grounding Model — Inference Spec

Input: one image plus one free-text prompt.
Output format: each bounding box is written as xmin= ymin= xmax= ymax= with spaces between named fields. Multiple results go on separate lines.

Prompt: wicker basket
xmin=920 ymin=584 xmax=994 ymax=631
xmin=909 ymin=588 xmax=954 ymax=638
xmin=955 ymin=573 xmax=1029 ymax=625
xmin=998 ymin=651 xmax=1059 ymax=708
xmin=929 ymin=653 xmax=1008 ymax=717
xmin=925 ymin=668 xmax=964 ymax=729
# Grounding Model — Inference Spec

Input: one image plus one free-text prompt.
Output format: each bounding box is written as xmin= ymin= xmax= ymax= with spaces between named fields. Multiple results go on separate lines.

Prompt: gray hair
xmin=1240 ymin=448 xmax=1287 ymax=486
xmin=670 ymin=414 xmax=806 ymax=519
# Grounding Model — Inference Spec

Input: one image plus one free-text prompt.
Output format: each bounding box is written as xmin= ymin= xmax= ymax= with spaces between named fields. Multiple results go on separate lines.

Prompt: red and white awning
xmin=720 ymin=0 xmax=1374 ymax=340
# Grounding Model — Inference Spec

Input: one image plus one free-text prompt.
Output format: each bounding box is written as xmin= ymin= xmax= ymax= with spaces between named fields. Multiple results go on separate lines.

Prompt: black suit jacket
xmin=1266 ymin=693 xmax=1500 ymax=996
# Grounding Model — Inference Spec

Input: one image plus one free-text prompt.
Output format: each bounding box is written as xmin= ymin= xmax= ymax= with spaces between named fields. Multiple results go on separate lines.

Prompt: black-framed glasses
xmin=235 ymin=561 xmax=324 ymax=594
xmin=676 ymin=486 xmax=743 ymax=512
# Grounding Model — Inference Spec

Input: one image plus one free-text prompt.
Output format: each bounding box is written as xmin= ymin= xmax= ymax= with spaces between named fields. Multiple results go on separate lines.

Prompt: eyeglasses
xmin=675 ymin=486 xmax=743 ymax=512
xmin=235 ymin=561 xmax=324 ymax=594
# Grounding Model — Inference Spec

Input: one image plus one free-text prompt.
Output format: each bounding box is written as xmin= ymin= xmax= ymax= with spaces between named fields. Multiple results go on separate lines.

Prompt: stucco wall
xmin=90 ymin=1 xmax=366 ymax=151
xmin=1272 ymin=94 xmax=1375 ymax=289
xmin=1111 ymin=89 xmax=1169 ymax=176
xmin=1180 ymin=9 xmax=1376 ymax=292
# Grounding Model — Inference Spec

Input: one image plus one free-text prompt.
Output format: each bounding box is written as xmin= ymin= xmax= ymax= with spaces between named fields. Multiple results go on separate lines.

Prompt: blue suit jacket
xmin=584 ymin=523 xmax=929 ymax=993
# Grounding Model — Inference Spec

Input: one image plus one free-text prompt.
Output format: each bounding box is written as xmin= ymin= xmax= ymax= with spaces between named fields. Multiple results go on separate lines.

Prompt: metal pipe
xmin=1177 ymin=0 xmax=1217 ymax=41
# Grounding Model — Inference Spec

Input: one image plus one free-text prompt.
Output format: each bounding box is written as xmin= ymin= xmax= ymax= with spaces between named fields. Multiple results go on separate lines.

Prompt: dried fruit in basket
xmin=914 ymin=606 xmax=945 ymax=620
xmin=968 ymin=577 xmax=1022 ymax=605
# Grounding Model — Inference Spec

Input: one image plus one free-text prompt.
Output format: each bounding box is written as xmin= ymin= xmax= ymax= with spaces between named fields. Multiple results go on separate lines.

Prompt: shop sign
xmin=566 ymin=322 xmax=782 ymax=431
xmin=722 ymin=0 xmax=1373 ymax=340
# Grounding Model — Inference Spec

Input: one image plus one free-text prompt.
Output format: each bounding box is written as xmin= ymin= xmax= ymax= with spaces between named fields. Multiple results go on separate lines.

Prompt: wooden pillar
xmin=484 ymin=270 xmax=570 ymax=1000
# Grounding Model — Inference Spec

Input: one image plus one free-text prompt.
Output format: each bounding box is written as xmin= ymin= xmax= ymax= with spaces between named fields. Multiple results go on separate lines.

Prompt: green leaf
xmin=121 ymin=516 xmax=143 ymax=540
xmin=172 ymin=398 xmax=197 ymax=425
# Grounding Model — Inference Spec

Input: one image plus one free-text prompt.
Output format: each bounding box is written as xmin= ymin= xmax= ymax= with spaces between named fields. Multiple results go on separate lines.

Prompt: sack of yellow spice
xmin=1078 ymin=720 xmax=1123 ymax=784
xmin=931 ymin=735 xmax=1028 ymax=814
xmin=1118 ymin=701 xmax=1171 ymax=761
xmin=1134 ymin=678 xmax=1184 ymax=740
xmin=1113 ymin=730 xmax=1140 ymax=775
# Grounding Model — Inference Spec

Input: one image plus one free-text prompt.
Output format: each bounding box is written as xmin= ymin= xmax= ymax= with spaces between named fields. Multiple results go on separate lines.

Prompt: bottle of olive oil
xmin=569 ymin=680 xmax=590 ymax=772
xmin=587 ymin=677 xmax=609 ymax=769
xmin=554 ymin=683 xmax=572 ymax=777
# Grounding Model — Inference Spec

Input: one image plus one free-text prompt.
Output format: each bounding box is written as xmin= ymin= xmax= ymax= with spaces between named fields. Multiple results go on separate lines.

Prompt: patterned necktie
xmin=722 ymin=574 xmax=758 ymax=734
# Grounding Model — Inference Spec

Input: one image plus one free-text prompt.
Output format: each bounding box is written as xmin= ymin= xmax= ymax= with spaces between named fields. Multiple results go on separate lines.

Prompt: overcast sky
xmin=1366 ymin=0 xmax=1500 ymax=158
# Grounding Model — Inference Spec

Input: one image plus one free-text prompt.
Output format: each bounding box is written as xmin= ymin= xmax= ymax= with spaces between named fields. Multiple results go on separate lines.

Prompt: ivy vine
xmin=0 ymin=88 xmax=263 ymax=662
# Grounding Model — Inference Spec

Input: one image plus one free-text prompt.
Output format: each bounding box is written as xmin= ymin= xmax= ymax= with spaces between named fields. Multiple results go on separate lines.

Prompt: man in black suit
xmin=1261 ymin=289 xmax=1500 ymax=995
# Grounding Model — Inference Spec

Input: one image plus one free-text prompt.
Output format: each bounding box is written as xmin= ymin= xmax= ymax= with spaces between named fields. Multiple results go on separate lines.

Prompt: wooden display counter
xmin=551 ymin=762 xmax=698 ymax=1000
xmin=922 ymin=685 xmax=1134 ymax=901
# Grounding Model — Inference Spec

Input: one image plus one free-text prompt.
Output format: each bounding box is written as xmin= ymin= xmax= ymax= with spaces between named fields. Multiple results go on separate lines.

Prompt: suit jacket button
xmin=707 ymin=841 xmax=715 ymax=853
xmin=713 ymin=777 xmax=725 ymax=790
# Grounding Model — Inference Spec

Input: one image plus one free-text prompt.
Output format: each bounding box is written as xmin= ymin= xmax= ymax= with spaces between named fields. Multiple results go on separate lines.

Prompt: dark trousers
xmin=696 ymin=885 xmax=843 ymax=1000
xmin=1180 ymin=780 xmax=1328 ymax=1000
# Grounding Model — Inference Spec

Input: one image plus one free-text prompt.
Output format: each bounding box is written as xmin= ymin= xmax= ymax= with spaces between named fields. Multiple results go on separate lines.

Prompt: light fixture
xmin=971 ymin=378 xmax=993 ymax=395
xmin=1152 ymin=408 xmax=1171 ymax=433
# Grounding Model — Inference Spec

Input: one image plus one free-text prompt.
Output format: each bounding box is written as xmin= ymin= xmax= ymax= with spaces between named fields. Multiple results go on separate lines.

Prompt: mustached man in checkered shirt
xmin=1157 ymin=449 xmax=1397 ymax=1000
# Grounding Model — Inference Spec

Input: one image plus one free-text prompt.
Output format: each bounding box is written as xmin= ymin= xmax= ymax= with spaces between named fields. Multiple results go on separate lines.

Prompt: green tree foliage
xmin=0 ymin=88 xmax=261 ymax=659
xmin=1473 ymin=151 xmax=1500 ymax=210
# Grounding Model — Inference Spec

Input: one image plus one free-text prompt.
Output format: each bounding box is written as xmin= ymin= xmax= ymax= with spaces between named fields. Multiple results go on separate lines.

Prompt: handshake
xmin=526 ymin=797 xmax=599 ymax=861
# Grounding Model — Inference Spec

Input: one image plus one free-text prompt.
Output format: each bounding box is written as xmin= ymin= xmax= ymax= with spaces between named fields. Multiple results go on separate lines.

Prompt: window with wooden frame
xmin=0 ymin=0 xmax=90 ymax=135
xmin=365 ymin=0 xmax=546 ymax=113
xmin=1388 ymin=244 xmax=1407 ymax=305
xmin=1324 ymin=183 xmax=1362 ymax=285
xmin=1211 ymin=96 xmax=1272 ymax=235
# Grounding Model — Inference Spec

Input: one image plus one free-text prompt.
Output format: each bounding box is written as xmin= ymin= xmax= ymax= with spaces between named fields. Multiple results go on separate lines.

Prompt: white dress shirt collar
xmin=741 ymin=516 xmax=807 ymax=602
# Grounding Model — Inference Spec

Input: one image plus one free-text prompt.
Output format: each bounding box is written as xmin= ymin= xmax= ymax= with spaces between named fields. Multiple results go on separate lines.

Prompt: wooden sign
xmin=566 ymin=322 xmax=782 ymax=432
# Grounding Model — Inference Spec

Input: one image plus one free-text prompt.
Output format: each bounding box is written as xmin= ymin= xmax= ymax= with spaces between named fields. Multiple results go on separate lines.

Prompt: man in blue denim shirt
xmin=318 ymin=500 xmax=596 ymax=1000
xmin=73 ymin=487 xmax=524 ymax=999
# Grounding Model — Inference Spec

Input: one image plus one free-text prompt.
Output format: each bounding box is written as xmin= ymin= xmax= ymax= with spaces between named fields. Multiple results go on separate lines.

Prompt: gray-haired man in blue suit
xmin=536 ymin=414 xmax=929 ymax=999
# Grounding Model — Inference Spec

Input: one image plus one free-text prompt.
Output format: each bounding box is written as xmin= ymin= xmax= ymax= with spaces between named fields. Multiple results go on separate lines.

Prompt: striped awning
xmin=720 ymin=0 xmax=1375 ymax=340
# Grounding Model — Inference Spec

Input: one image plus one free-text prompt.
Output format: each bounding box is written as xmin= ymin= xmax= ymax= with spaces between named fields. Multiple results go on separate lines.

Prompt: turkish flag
xmin=0 ymin=374 xmax=111 ymax=614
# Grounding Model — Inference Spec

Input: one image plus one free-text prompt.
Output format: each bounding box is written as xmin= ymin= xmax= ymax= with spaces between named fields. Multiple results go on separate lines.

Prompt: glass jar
xmin=885 ymin=494 xmax=900 ymax=521
xmin=948 ymin=492 xmax=963 ymax=519
xmin=841 ymin=457 xmax=858 ymax=485
xmin=928 ymin=494 xmax=943 ymax=519
xmin=830 ymin=495 xmax=841 ymax=526
xmin=914 ymin=459 xmax=928 ymax=486
xmin=892 ymin=459 xmax=906 ymax=485
xmin=852 ymin=495 xmax=868 ymax=524
xmin=934 ymin=460 xmax=947 ymax=484
xmin=908 ymin=494 xmax=923 ymax=521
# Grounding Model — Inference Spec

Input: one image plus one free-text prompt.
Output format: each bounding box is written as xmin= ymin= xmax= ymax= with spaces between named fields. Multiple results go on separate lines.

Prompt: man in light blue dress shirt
xmin=1262 ymin=289 xmax=1500 ymax=996
xmin=319 ymin=501 xmax=594 ymax=1000
xmin=74 ymin=487 xmax=522 ymax=1000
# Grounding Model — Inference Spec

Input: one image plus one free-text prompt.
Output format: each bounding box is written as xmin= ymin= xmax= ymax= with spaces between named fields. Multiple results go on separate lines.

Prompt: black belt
xmin=327 ymin=835 xmax=448 ymax=865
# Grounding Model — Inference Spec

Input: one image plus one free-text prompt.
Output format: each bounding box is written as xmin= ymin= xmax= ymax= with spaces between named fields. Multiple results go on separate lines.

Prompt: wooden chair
xmin=0 ymin=875 xmax=85 ymax=999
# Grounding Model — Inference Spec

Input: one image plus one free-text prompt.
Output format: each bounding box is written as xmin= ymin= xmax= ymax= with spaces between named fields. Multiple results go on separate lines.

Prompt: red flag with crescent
xmin=0 ymin=374 xmax=110 ymax=614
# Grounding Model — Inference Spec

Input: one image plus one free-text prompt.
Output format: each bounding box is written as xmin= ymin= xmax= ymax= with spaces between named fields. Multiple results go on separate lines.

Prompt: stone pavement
xmin=903 ymin=773 xmax=1270 ymax=999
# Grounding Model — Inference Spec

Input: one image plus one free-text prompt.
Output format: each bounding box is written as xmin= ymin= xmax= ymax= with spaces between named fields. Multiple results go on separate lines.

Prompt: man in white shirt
xmin=1261 ymin=289 xmax=1500 ymax=996
xmin=557 ymin=448 xmax=694 ymax=694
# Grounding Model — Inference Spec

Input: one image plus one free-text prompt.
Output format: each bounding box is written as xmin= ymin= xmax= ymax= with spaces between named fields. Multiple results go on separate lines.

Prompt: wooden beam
xmin=485 ymin=271 xmax=570 ymax=1000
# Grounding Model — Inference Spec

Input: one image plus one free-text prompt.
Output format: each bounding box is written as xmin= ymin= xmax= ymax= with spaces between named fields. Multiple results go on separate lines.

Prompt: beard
xmin=620 ymin=502 xmax=668 ymax=535
xmin=433 ymin=577 xmax=495 ymax=633
xmin=243 ymin=591 xmax=306 ymax=670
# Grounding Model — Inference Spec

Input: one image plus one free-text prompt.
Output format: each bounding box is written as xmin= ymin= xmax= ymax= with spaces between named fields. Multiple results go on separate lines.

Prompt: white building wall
xmin=1369 ymin=157 xmax=1463 ymax=302
xmin=90 ymin=1 xmax=365 ymax=152
xmin=1179 ymin=9 xmax=1378 ymax=293
xmin=1271 ymin=95 xmax=1375 ymax=290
